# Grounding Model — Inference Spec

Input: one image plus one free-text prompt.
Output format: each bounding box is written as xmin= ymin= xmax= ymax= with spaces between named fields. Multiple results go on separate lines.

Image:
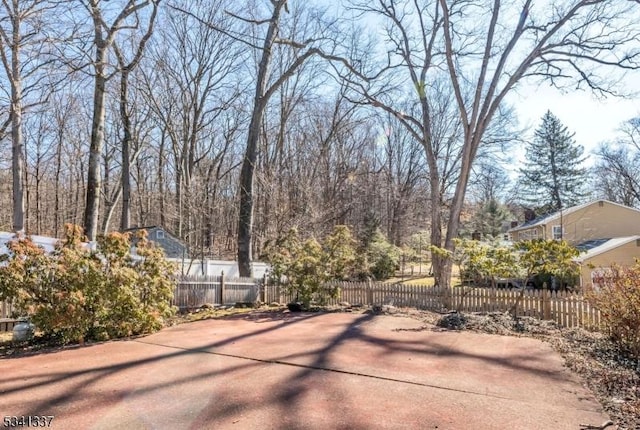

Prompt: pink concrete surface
xmin=0 ymin=312 xmax=609 ymax=429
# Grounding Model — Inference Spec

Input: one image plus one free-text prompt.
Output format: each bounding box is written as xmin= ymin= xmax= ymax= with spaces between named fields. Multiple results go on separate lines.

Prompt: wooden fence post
xmin=221 ymin=271 xmax=226 ymax=305
xmin=262 ymin=273 xmax=267 ymax=303
xmin=367 ymin=279 xmax=374 ymax=305
xmin=542 ymin=287 xmax=551 ymax=320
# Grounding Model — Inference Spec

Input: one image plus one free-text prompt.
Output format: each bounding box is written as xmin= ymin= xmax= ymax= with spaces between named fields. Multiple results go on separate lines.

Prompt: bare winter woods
xmin=1 ymin=0 xmax=639 ymax=282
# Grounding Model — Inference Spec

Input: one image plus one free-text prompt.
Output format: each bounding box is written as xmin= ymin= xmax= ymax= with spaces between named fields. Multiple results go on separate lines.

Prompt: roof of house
xmin=0 ymin=231 xmax=94 ymax=254
xmin=574 ymin=236 xmax=640 ymax=262
xmin=0 ymin=232 xmax=60 ymax=254
xmin=124 ymin=226 xmax=186 ymax=246
xmin=124 ymin=225 xmax=162 ymax=232
xmin=509 ymin=200 xmax=640 ymax=233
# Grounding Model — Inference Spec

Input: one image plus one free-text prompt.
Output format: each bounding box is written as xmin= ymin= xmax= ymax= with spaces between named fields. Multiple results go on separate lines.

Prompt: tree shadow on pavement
xmin=0 ymin=311 xmax=585 ymax=429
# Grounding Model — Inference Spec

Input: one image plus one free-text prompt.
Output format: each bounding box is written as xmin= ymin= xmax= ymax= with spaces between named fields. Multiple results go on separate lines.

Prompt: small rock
xmin=269 ymin=302 xmax=281 ymax=307
xmin=382 ymin=305 xmax=397 ymax=314
xmin=339 ymin=301 xmax=351 ymax=307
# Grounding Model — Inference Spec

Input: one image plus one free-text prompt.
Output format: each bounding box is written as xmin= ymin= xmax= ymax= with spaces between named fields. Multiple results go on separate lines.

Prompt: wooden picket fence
xmin=0 ymin=301 xmax=19 ymax=332
xmin=264 ymin=281 xmax=602 ymax=330
xmin=1 ymin=300 xmax=14 ymax=319
xmin=1 ymin=280 xmax=603 ymax=331
xmin=173 ymin=274 xmax=260 ymax=309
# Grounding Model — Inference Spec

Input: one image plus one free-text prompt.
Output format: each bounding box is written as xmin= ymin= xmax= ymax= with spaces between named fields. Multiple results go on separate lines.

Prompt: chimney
xmin=524 ymin=208 xmax=536 ymax=222
xmin=510 ymin=221 xmax=518 ymax=228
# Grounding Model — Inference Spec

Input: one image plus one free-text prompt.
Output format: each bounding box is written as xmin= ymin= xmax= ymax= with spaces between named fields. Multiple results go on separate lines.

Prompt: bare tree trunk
xmin=34 ymin=148 xmax=42 ymax=233
xmin=8 ymin=5 xmax=25 ymax=232
xmin=101 ymin=186 xmax=122 ymax=234
xmin=158 ymin=129 xmax=166 ymax=227
xmin=237 ymin=1 xmax=324 ymax=276
xmin=120 ymin=69 xmax=132 ymax=231
xmin=83 ymin=49 xmax=107 ymax=240
xmin=116 ymin=3 xmax=157 ymax=231
xmin=237 ymin=3 xmax=284 ymax=277
xmin=238 ymin=105 xmax=266 ymax=276
xmin=54 ymin=127 xmax=62 ymax=236
xmin=10 ymin=81 xmax=24 ymax=232
xmin=83 ymin=0 xmax=156 ymax=240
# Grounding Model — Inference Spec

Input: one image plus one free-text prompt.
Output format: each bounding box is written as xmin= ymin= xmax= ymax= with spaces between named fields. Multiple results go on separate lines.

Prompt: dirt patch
xmin=167 ymin=305 xmax=258 ymax=325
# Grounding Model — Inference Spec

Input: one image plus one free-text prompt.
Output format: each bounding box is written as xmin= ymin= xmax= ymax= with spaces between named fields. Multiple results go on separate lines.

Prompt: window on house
xmin=552 ymin=225 xmax=563 ymax=240
xmin=156 ymin=230 xmax=165 ymax=240
xmin=522 ymin=229 xmax=538 ymax=240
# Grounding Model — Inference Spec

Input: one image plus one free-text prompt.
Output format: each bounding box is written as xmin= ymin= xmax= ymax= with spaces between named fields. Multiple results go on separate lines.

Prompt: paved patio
xmin=0 ymin=312 xmax=608 ymax=429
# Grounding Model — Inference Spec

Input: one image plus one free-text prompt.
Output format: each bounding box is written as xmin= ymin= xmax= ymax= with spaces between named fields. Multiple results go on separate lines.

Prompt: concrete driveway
xmin=0 ymin=312 xmax=608 ymax=429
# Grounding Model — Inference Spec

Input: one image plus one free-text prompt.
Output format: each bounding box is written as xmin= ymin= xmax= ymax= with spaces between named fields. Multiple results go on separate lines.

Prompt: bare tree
xmin=468 ymin=162 xmax=512 ymax=205
xmin=113 ymin=1 xmax=158 ymax=231
xmin=375 ymin=110 xmax=426 ymax=245
xmin=222 ymin=1 xmax=337 ymax=276
xmin=0 ymin=0 xmax=58 ymax=232
xmin=594 ymin=145 xmax=640 ymax=207
xmin=49 ymin=89 xmax=85 ymax=236
xmin=142 ymin=0 xmax=241 ymax=240
xmin=82 ymin=0 xmax=158 ymax=241
xmin=593 ymin=118 xmax=640 ymax=207
xmin=345 ymin=0 xmax=640 ymax=288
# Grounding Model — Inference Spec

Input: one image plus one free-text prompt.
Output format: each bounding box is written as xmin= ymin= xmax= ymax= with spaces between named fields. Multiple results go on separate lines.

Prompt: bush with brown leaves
xmin=587 ymin=264 xmax=640 ymax=359
xmin=0 ymin=225 xmax=176 ymax=344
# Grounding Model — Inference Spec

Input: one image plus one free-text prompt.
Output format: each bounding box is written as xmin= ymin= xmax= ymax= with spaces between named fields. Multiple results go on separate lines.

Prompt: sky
xmin=347 ymin=0 xmax=640 ymax=169
xmin=507 ymin=80 xmax=640 ymax=166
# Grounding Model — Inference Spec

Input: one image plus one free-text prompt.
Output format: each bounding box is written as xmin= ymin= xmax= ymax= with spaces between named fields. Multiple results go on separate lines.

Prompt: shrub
xmin=264 ymin=226 xmax=358 ymax=308
xmin=0 ymin=225 xmax=176 ymax=344
xmin=587 ymin=264 xmax=640 ymax=359
xmin=323 ymin=225 xmax=357 ymax=280
xmin=453 ymin=238 xmax=519 ymax=287
xmin=515 ymin=239 xmax=581 ymax=289
xmin=365 ymin=230 xmax=400 ymax=280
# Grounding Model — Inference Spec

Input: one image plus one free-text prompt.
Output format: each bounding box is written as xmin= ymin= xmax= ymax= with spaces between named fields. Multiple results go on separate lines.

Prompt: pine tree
xmin=518 ymin=111 xmax=588 ymax=213
xmin=470 ymin=199 xmax=512 ymax=239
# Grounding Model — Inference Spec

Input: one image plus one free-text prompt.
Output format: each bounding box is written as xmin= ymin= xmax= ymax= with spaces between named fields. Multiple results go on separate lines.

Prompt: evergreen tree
xmin=470 ymin=199 xmax=512 ymax=239
xmin=518 ymin=111 xmax=588 ymax=213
